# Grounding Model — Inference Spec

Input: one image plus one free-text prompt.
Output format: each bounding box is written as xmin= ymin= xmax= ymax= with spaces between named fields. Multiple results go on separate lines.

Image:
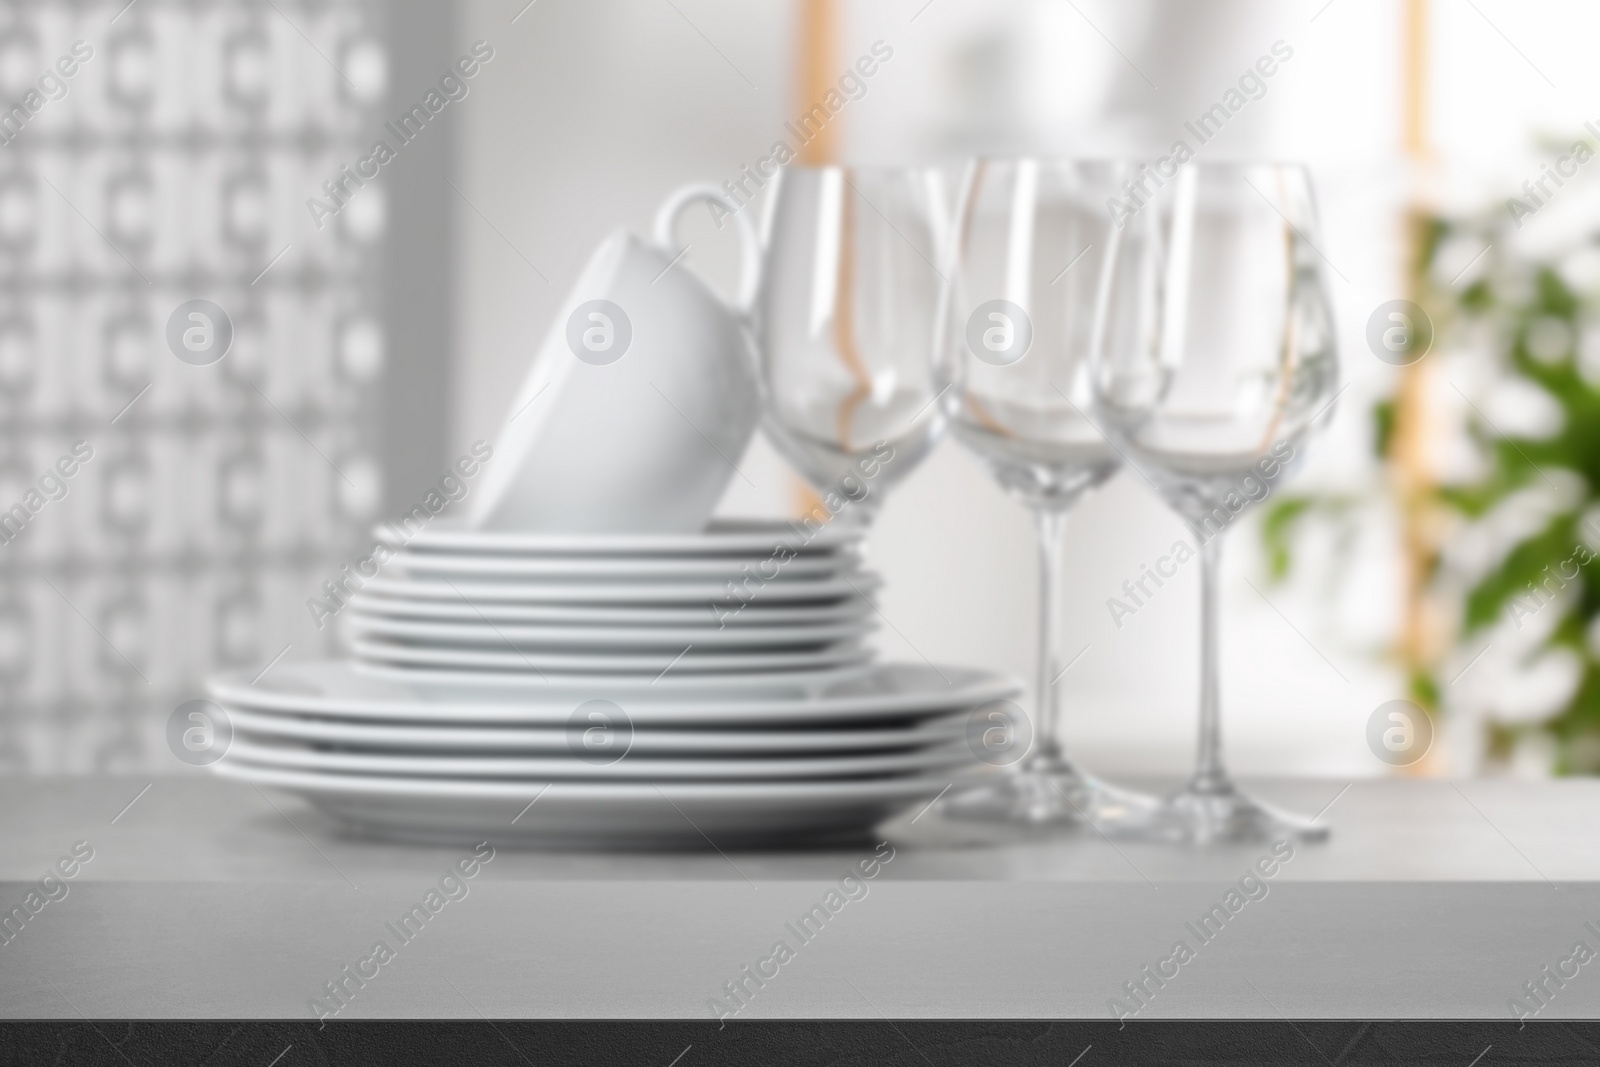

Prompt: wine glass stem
xmin=1194 ymin=531 xmax=1228 ymax=793
xmin=1032 ymin=506 xmax=1071 ymax=765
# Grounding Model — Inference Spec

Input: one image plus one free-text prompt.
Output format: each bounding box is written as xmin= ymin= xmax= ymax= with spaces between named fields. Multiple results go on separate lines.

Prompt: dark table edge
xmin=3 ymin=1018 xmax=1595 ymax=1066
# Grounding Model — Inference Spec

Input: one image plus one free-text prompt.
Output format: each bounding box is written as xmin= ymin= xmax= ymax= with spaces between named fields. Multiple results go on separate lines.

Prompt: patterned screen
xmin=0 ymin=0 xmax=386 ymax=772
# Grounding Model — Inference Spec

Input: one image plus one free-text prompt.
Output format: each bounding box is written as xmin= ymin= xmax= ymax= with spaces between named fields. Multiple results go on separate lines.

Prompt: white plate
xmin=357 ymin=572 xmax=879 ymax=606
xmin=350 ymin=636 xmax=870 ymax=675
xmin=224 ymin=704 xmax=972 ymax=754
xmin=342 ymin=611 xmax=874 ymax=651
xmin=346 ymin=593 xmax=873 ymax=628
xmin=352 ymin=660 xmax=879 ymax=697
xmin=224 ymin=735 xmax=975 ymax=781
xmin=387 ymin=550 xmax=853 ymax=580
xmin=215 ymin=761 xmax=954 ymax=845
xmin=379 ymin=518 xmax=862 ymax=558
xmin=209 ymin=660 xmax=1021 ymax=726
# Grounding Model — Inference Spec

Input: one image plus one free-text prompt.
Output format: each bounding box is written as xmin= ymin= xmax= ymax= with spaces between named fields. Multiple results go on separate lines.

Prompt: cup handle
xmin=651 ymin=183 xmax=762 ymax=313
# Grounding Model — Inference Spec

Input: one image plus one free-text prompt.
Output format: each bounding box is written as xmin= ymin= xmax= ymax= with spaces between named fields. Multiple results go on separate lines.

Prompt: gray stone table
xmin=1 ymin=774 xmax=1596 ymax=1022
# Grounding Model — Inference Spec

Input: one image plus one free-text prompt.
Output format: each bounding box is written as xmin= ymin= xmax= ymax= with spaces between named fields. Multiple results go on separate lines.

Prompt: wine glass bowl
xmin=1093 ymin=164 xmax=1336 ymax=506
xmin=754 ymin=166 xmax=952 ymax=518
xmin=938 ymin=161 xmax=1131 ymax=510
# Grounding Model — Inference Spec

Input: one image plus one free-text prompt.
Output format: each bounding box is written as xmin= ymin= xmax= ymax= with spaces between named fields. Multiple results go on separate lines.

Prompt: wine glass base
xmin=937 ymin=759 xmax=1157 ymax=835
xmin=1152 ymin=780 xmax=1330 ymax=844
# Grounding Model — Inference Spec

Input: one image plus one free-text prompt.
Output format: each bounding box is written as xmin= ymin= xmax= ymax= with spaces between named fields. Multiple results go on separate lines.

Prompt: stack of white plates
xmin=343 ymin=520 xmax=879 ymax=683
xmin=208 ymin=521 xmax=1020 ymax=845
xmin=207 ymin=661 xmax=1018 ymax=845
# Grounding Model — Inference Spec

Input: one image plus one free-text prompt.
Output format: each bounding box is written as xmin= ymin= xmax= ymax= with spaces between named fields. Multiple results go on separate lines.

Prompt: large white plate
xmin=379 ymin=518 xmax=862 ymax=558
xmin=209 ymin=660 xmax=1021 ymax=726
xmin=357 ymin=572 xmax=879 ymax=606
xmin=215 ymin=761 xmax=954 ymax=845
xmin=223 ymin=735 xmax=975 ymax=781
xmin=342 ymin=611 xmax=874 ymax=651
xmin=350 ymin=636 xmax=871 ymax=675
xmin=346 ymin=593 xmax=873 ymax=628
xmin=224 ymin=704 xmax=973 ymax=754
xmin=386 ymin=550 xmax=854 ymax=580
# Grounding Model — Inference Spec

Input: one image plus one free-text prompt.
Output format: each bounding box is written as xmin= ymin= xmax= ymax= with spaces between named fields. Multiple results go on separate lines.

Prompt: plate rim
xmin=213 ymin=758 xmax=961 ymax=800
xmin=377 ymin=518 xmax=864 ymax=557
xmin=345 ymin=594 xmax=873 ymax=626
xmin=348 ymin=636 xmax=872 ymax=673
xmin=222 ymin=703 xmax=973 ymax=751
xmin=207 ymin=660 xmax=1023 ymax=724
xmin=386 ymin=551 xmax=854 ymax=578
xmin=356 ymin=572 xmax=883 ymax=605
xmin=341 ymin=610 xmax=873 ymax=647
xmin=222 ymin=735 xmax=975 ymax=778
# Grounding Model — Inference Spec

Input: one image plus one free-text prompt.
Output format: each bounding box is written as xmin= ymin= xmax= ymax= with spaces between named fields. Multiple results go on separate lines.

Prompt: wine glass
xmin=1090 ymin=162 xmax=1338 ymax=842
xmin=754 ymin=166 xmax=952 ymax=524
xmin=933 ymin=159 xmax=1156 ymax=829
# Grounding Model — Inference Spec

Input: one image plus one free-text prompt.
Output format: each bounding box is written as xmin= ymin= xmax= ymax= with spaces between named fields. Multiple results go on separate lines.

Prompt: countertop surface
xmin=2 ymin=774 xmax=1597 ymax=1021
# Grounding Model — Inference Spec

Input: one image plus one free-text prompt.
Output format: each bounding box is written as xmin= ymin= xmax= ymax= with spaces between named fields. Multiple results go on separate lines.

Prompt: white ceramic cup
xmin=471 ymin=185 xmax=761 ymax=533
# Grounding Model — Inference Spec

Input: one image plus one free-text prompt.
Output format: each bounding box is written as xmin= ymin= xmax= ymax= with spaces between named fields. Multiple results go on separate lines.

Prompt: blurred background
xmin=5 ymin=0 xmax=1600 ymax=779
